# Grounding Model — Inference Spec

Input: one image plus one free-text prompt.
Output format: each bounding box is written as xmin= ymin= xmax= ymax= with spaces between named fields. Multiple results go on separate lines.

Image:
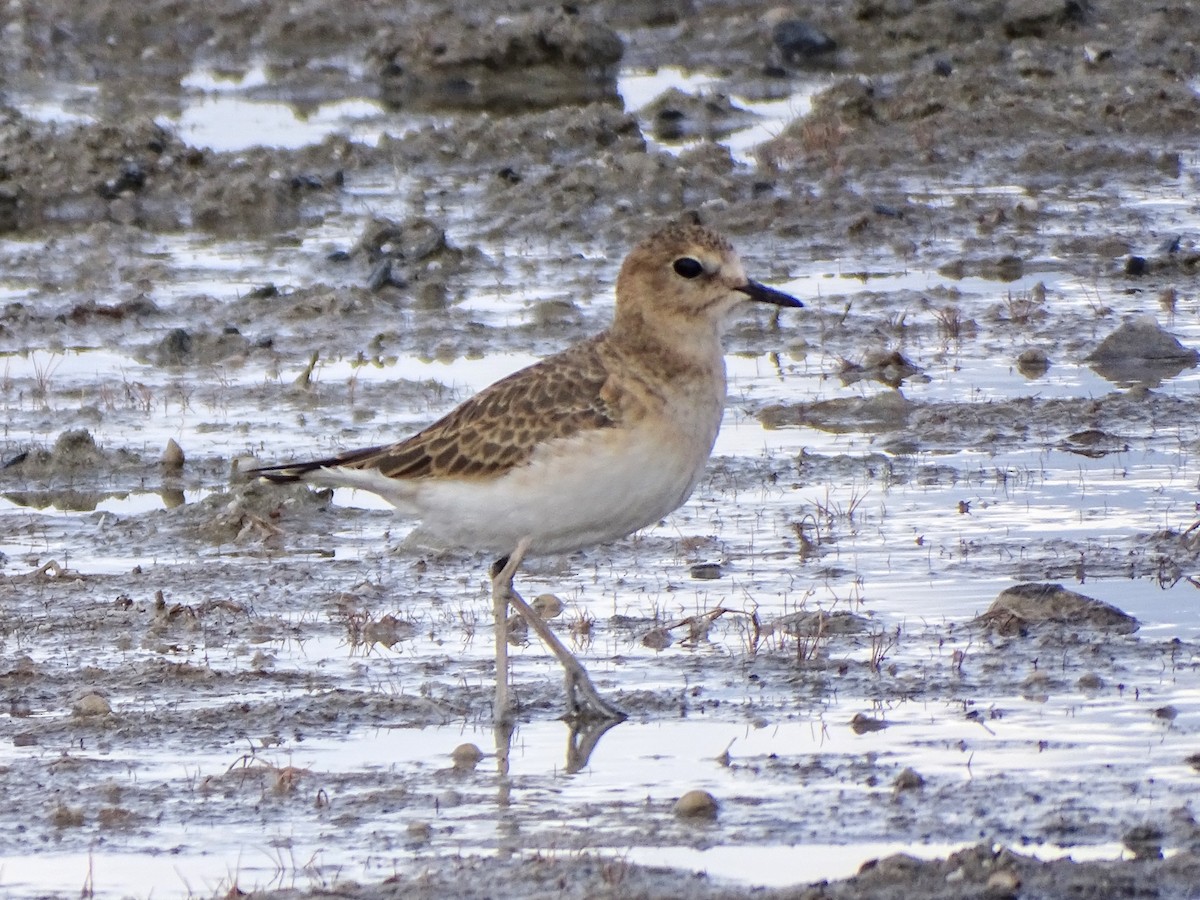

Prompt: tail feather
xmin=247 ymin=446 xmax=421 ymax=512
xmin=247 ymin=443 xmax=390 ymax=484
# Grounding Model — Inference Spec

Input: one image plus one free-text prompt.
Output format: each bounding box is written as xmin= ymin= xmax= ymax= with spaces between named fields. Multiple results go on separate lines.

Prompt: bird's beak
xmin=735 ymin=280 xmax=803 ymax=308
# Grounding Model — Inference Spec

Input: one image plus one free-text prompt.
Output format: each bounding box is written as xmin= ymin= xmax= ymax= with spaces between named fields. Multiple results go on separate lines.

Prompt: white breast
xmin=406 ymin=400 xmax=722 ymax=555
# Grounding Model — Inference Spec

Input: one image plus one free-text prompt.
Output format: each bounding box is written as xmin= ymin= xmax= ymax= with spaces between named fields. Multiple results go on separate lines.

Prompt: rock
xmin=972 ymin=583 xmax=1138 ymax=636
xmin=1003 ymin=0 xmax=1087 ymax=39
xmin=984 ymin=867 xmax=1021 ymax=898
xmin=150 ymin=327 xmax=249 ymax=366
xmin=772 ymin=20 xmax=837 ymax=65
xmin=1077 ymin=673 xmax=1104 ymax=691
xmin=642 ymin=627 xmax=671 ymax=650
xmin=376 ymin=9 xmax=623 ymax=112
xmin=850 ymin=713 xmax=888 ymax=734
xmin=639 ymin=88 xmax=759 ymax=142
xmin=161 ymin=438 xmax=185 ymax=470
xmin=1087 ymin=317 xmax=1198 ymax=362
xmin=893 ymin=767 xmax=925 ymax=792
xmin=1122 ymin=824 xmax=1164 ymax=860
xmin=689 ymin=562 xmax=723 ymax=580
xmin=771 ymin=610 xmax=870 ymax=637
xmin=673 ymin=789 xmax=719 ymax=819
xmin=353 ymin=217 xmax=448 ymax=264
xmin=155 ymin=328 xmax=193 ymax=364
xmin=1086 ymin=317 xmax=1198 ymax=387
xmin=759 ymin=392 xmax=912 ymax=434
xmin=450 ymin=743 xmax=483 ymax=771
xmin=531 ymin=594 xmax=564 ymax=619
xmin=406 ymin=821 xmax=432 ymax=843
xmin=838 ymin=349 xmax=923 ymax=388
xmin=73 ymin=692 xmax=112 ymax=717
xmin=1016 ymin=347 xmax=1050 ymax=378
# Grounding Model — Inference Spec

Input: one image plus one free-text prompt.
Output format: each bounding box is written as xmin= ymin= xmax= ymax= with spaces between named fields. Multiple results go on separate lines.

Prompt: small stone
xmin=673 ymin=789 xmax=719 ymax=819
xmin=850 ymin=713 xmax=888 ymax=734
xmin=51 ymin=804 xmax=86 ymax=828
xmin=72 ymin=692 xmax=112 ymax=717
xmin=1016 ymin=348 xmax=1050 ymax=378
xmin=506 ymin=612 xmax=528 ymax=645
xmin=772 ymin=20 xmax=836 ymax=65
xmin=984 ymin=868 xmax=1021 ymax=898
xmin=973 ymin=583 xmax=1138 ymax=635
xmin=893 ymin=767 xmax=925 ymax=792
xmin=1077 ymin=673 xmax=1104 ymax=691
xmin=1087 ymin=317 xmax=1197 ymax=363
xmin=161 ymin=438 xmax=185 ymax=470
xmin=531 ymin=594 xmax=564 ymax=619
xmin=450 ymin=743 xmax=483 ymax=771
xmin=642 ymin=627 xmax=672 ymax=650
xmin=156 ymin=328 xmax=193 ymax=364
xmin=1123 ymin=824 xmax=1164 ymax=860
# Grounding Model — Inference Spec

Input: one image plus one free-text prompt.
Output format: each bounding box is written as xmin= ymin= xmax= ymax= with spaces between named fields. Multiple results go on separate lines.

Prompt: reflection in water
xmin=493 ymin=714 xmax=625 ymax=809
xmin=1088 ymin=355 xmax=1197 ymax=388
xmin=2 ymin=486 xmax=190 ymax=514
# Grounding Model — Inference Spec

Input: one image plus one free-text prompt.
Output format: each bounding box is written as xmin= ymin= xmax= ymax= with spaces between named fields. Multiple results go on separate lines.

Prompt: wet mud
xmin=2 ymin=0 xmax=1200 ymax=897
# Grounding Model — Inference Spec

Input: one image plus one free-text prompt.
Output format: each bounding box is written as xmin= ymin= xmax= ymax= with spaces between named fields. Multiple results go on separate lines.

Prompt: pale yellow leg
xmin=490 ymin=537 xmax=626 ymax=723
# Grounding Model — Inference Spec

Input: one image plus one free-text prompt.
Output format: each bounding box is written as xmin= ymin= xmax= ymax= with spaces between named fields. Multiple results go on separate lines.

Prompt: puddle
xmin=620 ymin=842 xmax=1130 ymax=887
xmin=170 ymin=95 xmax=389 ymax=153
xmin=2 ymin=23 xmax=1200 ymax=900
xmin=619 ymin=66 xmax=824 ymax=164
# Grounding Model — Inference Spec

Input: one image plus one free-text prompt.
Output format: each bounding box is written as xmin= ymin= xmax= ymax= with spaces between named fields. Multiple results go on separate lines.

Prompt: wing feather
xmin=252 ymin=335 xmax=621 ymax=484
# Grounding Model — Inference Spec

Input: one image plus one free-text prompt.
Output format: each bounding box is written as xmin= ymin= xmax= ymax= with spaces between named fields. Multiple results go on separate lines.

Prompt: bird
xmin=251 ymin=217 xmax=802 ymax=725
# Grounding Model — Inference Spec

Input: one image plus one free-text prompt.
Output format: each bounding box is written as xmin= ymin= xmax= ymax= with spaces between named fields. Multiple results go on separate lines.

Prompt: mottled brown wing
xmin=253 ymin=335 xmax=620 ymax=483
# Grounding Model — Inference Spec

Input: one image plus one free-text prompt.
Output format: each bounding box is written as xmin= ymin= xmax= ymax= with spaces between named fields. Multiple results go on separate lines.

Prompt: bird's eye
xmin=672 ymin=257 xmax=704 ymax=279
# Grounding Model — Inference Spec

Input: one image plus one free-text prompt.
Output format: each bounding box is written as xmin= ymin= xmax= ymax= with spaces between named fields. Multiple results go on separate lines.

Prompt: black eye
xmin=672 ymin=257 xmax=704 ymax=279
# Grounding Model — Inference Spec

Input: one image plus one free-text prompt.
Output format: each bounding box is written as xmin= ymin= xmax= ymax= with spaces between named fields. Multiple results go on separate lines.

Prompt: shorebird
xmin=252 ymin=218 xmax=801 ymax=724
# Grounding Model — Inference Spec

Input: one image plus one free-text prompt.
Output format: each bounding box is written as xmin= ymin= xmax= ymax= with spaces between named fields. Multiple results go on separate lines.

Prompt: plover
xmin=253 ymin=218 xmax=801 ymax=723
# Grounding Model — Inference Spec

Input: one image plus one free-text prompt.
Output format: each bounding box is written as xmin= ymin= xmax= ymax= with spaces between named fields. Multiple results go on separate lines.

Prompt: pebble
xmin=893 ymin=767 xmax=925 ymax=792
xmin=72 ymin=692 xmax=112 ymax=717
xmin=451 ymin=743 xmax=484 ymax=771
xmin=532 ymin=593 xmax=564 ymax=619
xmin=772 ymin=20 xmax=836 ymax=64
xmin=673 ymin=789 xmax=719 ymax=820
xmin=689 ymin=562 xmax=722 ymax=580
xmin=1016 ymin=347 xmax=1050 ymax=378
xmin=161 ymin=438 xmax=185 ymax=470
xmin=984 ymin=868 xmax=1021 ymax=898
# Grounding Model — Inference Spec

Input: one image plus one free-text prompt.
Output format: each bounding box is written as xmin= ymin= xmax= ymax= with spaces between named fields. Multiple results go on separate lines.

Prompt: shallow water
xmin=3 ymin=50 xmax=1200 ymax=900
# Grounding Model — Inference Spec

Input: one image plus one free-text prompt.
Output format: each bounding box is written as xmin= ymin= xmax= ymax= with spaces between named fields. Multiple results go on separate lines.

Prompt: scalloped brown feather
xmin=254 ymin=334 xmax=620 ymax=483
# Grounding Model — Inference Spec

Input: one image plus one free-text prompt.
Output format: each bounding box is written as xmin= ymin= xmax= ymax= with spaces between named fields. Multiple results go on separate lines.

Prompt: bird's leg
xmin=492 ymin=537 xmax=626 ymax=723
xmin=491 ymin=552 xmax=514 ymax=726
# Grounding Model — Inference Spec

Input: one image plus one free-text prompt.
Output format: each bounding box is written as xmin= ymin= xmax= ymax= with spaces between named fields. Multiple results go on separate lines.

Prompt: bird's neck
xmin=607 ymin=310 xmax=725 ymax=385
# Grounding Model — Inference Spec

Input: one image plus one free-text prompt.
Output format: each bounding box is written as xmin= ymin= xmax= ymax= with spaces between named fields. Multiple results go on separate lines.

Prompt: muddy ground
xmin=2 ymin=0 xmax=1200 ymax=897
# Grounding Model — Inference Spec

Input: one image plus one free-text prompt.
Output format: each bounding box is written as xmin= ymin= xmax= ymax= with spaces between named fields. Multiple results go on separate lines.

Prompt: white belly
xmin=406 ymin=417 xmax=718 ymax=555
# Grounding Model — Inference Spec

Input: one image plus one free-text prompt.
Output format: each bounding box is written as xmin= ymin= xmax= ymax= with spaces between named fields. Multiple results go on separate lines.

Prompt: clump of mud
xmin=3 ymin=428 xmax=142 ymax=478
xmin=1086 ymin=316 xmax=1199 ymax=386
xmin=973 ymin=582 xmax=1139 ymax=636
xmin=639 ymin=87 xmax=760 ymax=143
xmin=373 ymin=7 xmax=623 ymax=112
